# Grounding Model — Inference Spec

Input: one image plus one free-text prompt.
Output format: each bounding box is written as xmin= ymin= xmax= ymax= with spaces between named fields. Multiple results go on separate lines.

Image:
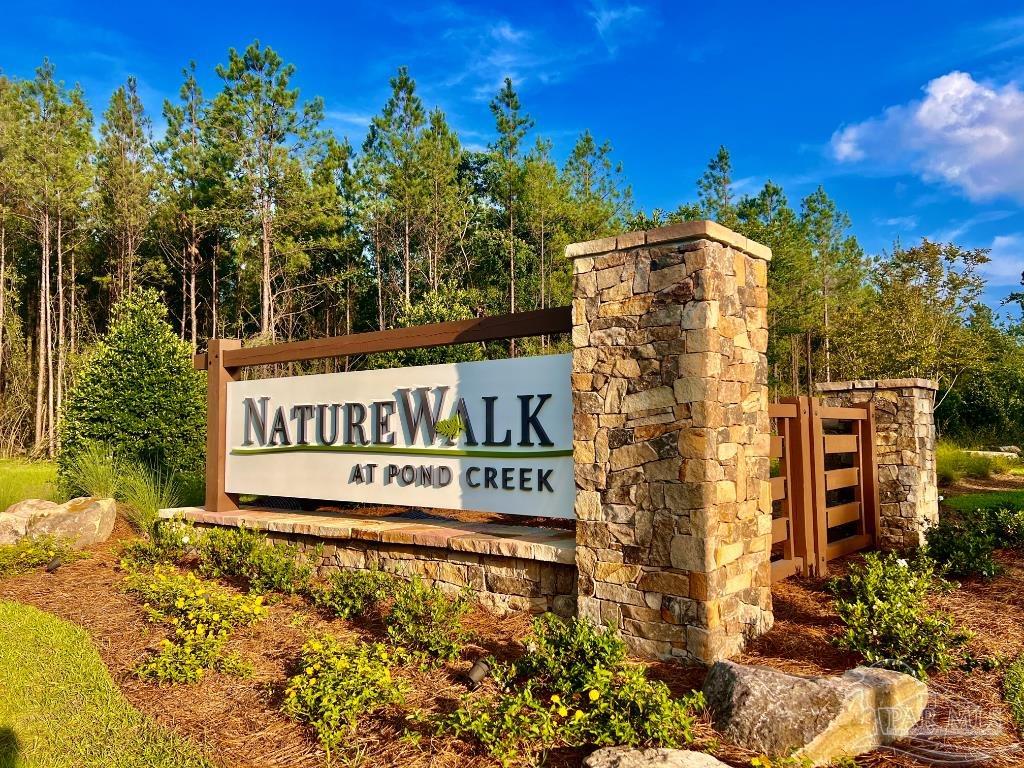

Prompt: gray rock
xmin=0 ymin=497 xmax=116 ymax=548
xmin=702 ymin=660 xmax=927 ymax=767
xmin=585 ymin=747 xmax=729 ymax=768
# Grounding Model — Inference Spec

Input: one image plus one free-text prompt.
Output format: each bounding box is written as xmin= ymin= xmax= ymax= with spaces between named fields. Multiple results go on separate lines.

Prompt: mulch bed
xmin=2 ymin=515 xmax=1023 ymax=767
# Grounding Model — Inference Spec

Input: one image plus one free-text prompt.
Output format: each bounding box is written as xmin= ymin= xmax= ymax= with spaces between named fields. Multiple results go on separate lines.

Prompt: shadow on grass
xmin=0 ymin=727 xmax=21 ymax=768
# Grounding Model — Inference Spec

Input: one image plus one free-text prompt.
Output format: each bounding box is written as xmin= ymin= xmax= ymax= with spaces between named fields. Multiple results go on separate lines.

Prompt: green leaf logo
xmin=435 ymin=414 xmax=464 ymax=443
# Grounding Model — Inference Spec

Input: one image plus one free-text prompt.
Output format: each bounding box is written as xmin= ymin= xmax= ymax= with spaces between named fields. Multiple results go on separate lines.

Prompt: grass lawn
xmin=943 ymin=490 xmax=1024 ymax=514
xmin=0 ymin=460 xmax=58 ymax=512
xmin=0 ymin=600 xmax=210 ymax=768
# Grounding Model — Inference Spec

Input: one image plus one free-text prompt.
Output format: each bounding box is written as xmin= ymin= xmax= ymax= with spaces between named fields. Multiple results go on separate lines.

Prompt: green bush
xmin=197 ymin=525 xmax=317 ymax=595
xmin=58 ymin=289 xmax=206 ymax=492
xmin=386 ymin=576 xmax=471 ymax=662
xmin=830 ymin=552 xmax=970 ymax=679
xmin=307 ymin=568 xmax=396 ymax=619
xmin=926 ymin=512 xmax=1001 ymax=579
xmin=0 ymin=535 xmax=84 ymax=578
xmin=283 ymin=636 xmax=406 ymax=759
xmin=440 ymin=616 xmax=702 ymax=766
xmin=1004 ymin=654 xmax=1024 ymax=731
xmin=936 ymin=442 xmax=1013 ymax=485
xmin=123 ymin=565 xmax=265 ymax=684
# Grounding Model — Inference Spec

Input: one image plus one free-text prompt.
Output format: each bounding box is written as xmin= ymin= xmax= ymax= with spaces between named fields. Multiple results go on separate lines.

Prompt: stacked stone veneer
xmin=160 ymin=508 xmax=577 ymax=617
xmin=569 ymin=221 xmax=774 ymax=663
xmin=817 ymin=379 xmax=939 ymax=549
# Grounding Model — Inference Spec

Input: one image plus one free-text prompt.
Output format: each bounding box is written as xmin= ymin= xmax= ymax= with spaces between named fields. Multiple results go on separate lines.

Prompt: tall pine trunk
xmin=261 ymin=198 xmax=272 ymax=338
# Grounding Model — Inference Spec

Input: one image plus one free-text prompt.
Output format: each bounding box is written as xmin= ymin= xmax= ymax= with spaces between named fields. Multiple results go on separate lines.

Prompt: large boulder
xmin=585 ymin=748 xmax=729 ymax=768
xmin=0 ymin=497 xmax=116 ymax=548
xmin=702 ymin=661 xmax=927 ymax=766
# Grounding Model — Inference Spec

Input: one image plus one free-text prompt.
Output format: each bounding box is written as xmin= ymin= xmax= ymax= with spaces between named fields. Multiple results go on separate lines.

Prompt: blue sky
xmin=3 ymin=1 xmax=1024 ymax=312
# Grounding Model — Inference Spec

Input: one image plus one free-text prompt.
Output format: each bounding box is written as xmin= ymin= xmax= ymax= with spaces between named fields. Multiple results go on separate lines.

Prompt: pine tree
xmin=488 ymin=78 xmax=532 ymax=351
xmin=97 ymin=76 xmax=155 ymax=301
xmin=696 ymin=145 xmax=737 ymax=228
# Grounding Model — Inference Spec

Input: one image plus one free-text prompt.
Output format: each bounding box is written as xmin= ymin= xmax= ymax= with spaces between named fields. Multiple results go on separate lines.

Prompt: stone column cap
xmin=816 ymin=378 xmax=938 ymax=392
xmin=565 ymin=220 xmax=772 ymax=262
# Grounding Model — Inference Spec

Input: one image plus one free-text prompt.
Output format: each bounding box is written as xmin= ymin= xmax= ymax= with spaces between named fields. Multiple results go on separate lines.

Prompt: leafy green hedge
xmin=58 ymin=289 xmax=205 ymax=491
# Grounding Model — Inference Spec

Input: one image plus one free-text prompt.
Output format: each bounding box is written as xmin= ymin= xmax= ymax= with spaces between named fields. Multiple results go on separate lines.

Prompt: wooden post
xmin=859 ymin=401 xmax=881 ymax=546
xmin=790 ymin=396 xmax=817 ymax=577
xmin=204 ymin=338 xmax=241 ymax=513
xmin=808 ymin=395 xmax=829 ymax=577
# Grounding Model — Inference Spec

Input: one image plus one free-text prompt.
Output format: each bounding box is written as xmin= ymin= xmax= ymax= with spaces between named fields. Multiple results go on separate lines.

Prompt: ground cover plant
xmin=438 ymin=615 xmax=704 ymax=766
xmin=0 ymin=535 xmax=83 ymax=579
xmin=0 ymin=600 xmax=211 ymax=768
xmin=197 ymin=525 xmax=317 ymax=595
xmin=386 ymin=576 xmax=471 ymax=663
xmin=283 ymin=636 xmax=408 ymax=760
xmin=926 ymin=506 xmax=1024 ymax=578
xmin=830 ymin=552 xmax=971 ymax=679
xmin=1004 ymin=653 xmax=1024 ymax=732
xmin=307 ymin=568 xmax=395 ymax=619
xmin=123 ymin=565 xmax=267 ymax=683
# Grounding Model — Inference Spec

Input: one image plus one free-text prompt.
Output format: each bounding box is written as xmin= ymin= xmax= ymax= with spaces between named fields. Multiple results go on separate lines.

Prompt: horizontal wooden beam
xmin=820 ymin=405 xmax=868 ymax=421
xmin=193 ymin=307 xmax=572 ymax=371
xmin=771 ymin=558 xmax=800 ymax=583
xmin=768 ymin=403 xmax=798 ymax=419
xmin=770 ymin=435 xmax=784 ymax=459
xmin=825 ymin=467 xmax=859 ymax=491
xmin=824 ymin=434 xmax=858 ymax=454
xmin=827 ymin=501 xmax=862 ymax=528
xmin=826 ymin=533 xmax=871 ymax=560
xmin=770 ymin=476 xmax=787 ymax=501
xmin=772 ymin=516 xmax=789 ymax=544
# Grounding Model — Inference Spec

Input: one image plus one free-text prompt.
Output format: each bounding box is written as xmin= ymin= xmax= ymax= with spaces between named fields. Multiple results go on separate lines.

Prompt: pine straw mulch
xmin=3 ymin=515 xmax=1024 ymax=767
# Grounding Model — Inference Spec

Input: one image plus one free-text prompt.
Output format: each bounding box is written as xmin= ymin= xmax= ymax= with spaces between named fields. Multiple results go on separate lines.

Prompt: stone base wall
xmin=163 ymin=507 xmax=579 ymax=618
xmin=817 ymin=378 xmax=939 ymax=549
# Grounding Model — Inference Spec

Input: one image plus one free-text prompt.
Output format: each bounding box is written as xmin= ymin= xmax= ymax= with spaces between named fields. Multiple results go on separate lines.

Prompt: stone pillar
xmin=569 ymin=221 xmax=774 ymax=664
xmin=816 ymin=379 xmax=939 ymax=550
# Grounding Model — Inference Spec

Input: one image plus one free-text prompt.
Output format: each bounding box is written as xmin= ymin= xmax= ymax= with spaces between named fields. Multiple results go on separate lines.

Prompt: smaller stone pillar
xmin=816 ymin=379 xmax=939 ymax=549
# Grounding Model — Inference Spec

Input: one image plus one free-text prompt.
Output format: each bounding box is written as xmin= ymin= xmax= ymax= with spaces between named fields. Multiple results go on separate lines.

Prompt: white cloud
xmin=876 ymin=215 xmax=919 ymax=230
xmin=982 ymin=233 xmax=1024 ymax=286
xmin=831 ymin=71 xmax=1024 ymax=202
xmin=587 ymin=1 xmax=648 ymax=52
xmin=325 ymin=110 xmax=372 ymax=128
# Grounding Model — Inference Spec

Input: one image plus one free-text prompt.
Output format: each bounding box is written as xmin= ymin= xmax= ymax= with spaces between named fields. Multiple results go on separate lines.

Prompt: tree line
xmin=0 ymin=41 xmax=1020 ymax=457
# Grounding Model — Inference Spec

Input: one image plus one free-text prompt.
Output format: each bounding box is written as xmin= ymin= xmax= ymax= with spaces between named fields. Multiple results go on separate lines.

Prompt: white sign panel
xmin=224 ymin=354 xmax=575 ymax=518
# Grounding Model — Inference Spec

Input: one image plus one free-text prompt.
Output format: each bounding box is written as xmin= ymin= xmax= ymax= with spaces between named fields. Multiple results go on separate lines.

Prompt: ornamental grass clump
xmin=439 ymin=615 xmax=704 ymax=767
xmin=830 ymin=552 xmax=970 ymax=679
xmin=283 ymin=636 xmax=407 ymax=760
xmin=123 ymin=565 xmax=266 ymax=683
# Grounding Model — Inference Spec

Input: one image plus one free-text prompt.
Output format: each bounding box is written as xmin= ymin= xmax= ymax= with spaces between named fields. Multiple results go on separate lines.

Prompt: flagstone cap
xmin=565 ymin=220 xmax=772 ymax=262
xmin=816 ymin=378 xmax=938 ymax=392
xmin=158 ymin=506 xmax=576 ymax=565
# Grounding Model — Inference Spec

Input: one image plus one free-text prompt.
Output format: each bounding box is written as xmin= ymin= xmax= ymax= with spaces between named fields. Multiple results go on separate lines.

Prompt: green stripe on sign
xmin=230 ymin=444 xmax=574 ymax=459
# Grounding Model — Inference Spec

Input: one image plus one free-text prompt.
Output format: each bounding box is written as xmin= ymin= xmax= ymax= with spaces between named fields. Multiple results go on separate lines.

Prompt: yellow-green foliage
xmin=0 ymin=536 xmax=84 ymax=579
xmin=197 ymin=525 xmax=317 ymax=595
xmin=123 ymin=566 xmax=266 ymax=684
xmin=936 ymin=442 xmax=1014 ymax=485
xmin=0 ymin=600 xmax=211 ymax=768
xmin=386 ymin=576 xmax=471 ymax=662
xmin=119 ymin=462 xmax=181 ymax=534
xmin=62 ymin=443 xmax=121 ymax=500
xmin=283 ymin=636 xmax=406 ymax=758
